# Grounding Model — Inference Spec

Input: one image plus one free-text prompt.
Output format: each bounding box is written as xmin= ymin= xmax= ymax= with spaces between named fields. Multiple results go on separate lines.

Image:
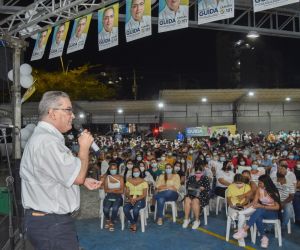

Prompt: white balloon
xmin=20 ymin=64 xmax=32 ymax=76
xmin=8 ymin=70 xmax=13 ymax=81
xmin=20 ymin=75 xmax=33 ymax=88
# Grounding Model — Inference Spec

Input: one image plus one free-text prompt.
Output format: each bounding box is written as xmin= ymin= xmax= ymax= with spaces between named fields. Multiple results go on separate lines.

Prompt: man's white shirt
xmin=98 ymin=27 xmax=118 ymax=51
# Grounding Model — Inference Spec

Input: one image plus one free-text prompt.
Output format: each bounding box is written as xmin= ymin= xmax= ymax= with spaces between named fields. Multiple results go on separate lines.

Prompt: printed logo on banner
xmin=31 ymin=28 xmax=51 ymax=61
xmin=49 ymin=22 xmax=70 ymax=59
xmin=98 ymin=3 xmax=119 ymax=51
xmin=198 ymin=0 xmax=234 ymax=25
xmin=125 ymin=0 xmax=152 ymax=42
xmin=67 ymin=14 xmax=92 ymax=54
xmin=252 ymin=0 xmax=298 ymax=12
xmin=158 ymin=0 xmax=189 ymax=33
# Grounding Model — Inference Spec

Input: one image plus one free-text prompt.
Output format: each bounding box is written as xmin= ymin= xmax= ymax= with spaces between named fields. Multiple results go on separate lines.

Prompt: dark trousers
xmin=215 ymin=186 xmax=227 ymax=198
xmin=103 ymin=194 xmax=123 ymax=223
xmin=123 ymin=199 xmax=146 ymax=224
xmin=24 ymin=210 xmax=79 ymax=250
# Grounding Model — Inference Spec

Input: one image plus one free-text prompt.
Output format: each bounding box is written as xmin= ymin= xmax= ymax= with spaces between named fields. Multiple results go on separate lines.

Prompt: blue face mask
xmin=165 ymin=168 xmax=172 ymax=174
xmin=220 ymin=157 xmax=226 ymax=162
xmin=110 ymin=169 xmax=117 ymax=175
xmin=206 ymin=157 xmax=211 ymax=162
xmin=133 ymin=172 xmax=140 ymax=178
xmin=252 ymin=165 xmax=258 ymax=170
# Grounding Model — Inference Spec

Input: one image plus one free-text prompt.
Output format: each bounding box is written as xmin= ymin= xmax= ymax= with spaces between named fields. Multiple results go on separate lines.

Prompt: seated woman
xmin=123 ymin=166 xmax=148 ymax=232
xmin=233 ymin=174 xmax=281 ymax=248
xmin=215 ymin=161 xmax=235 ymax=198
xmin=154 ymin=163 xmax=181 ymax=225
xmin=242 ymin=170 xmax=257 ymax=200
xmin=250 ymin=160 xmax=265 ymax=184
xmin=182 ymin=165 xmax=210 ymax=229
xmin=103 ymin=163 xmax=124 ymax=231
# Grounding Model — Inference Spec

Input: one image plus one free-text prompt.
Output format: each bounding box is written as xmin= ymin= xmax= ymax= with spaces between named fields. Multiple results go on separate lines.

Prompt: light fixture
xmin=201 ymin=97 xmax=207 ymax=103
xmin=78 ymin=112 xmax=85 ymax=119
xmin=285 ymin=97 xmax=291 ymax=101
xmin=158 ymin=102 xmax=164 ymax=109
xmin=248 ymin=91 xmax=254 ymax=97
xmin=247 ymin=31 xmax=260 ymax=39
xmin=117 ymin=108 xmax=123 ymax=114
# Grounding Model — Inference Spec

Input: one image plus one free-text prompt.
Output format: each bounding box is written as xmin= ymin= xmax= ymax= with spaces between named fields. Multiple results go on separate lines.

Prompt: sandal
xmin=157 ymin=218 xmax=163 ymax=226
xmin=109 ymin=222 xmax=115 ymax=232
xmin=130 ymin=224 xmax=137 ymax=232
xmin=104 ymin=220 xmax=110 ymax=229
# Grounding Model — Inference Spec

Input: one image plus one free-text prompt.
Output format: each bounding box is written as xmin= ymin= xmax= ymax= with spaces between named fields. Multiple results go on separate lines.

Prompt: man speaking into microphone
xmin=20 ymin=91 xmax=102 ymax=250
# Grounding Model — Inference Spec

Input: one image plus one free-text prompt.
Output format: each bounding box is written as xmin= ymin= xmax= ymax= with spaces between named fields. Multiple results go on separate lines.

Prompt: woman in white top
xmin=215 ymin=161 xmax=235 ymax=197
xmin=103 ymin=163 xmax=124 ymax=231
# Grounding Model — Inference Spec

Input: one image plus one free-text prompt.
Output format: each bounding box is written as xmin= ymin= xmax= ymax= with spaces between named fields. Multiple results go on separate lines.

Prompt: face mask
xmin=195 ymin=173 xmax=203 ymax=179
xmin=152 ymin=167 xmax=158 ymax=172
xmin=127 ymin=164 xmax=133 ymax=169
xmin=174 ymin=166 xmax=180 ymax=172
xmin=133 ymin=172 xmax=140 ymax=178
xmin=282 ymin=151 xmax=288 ymax=156
xmin=240 ymin=161 xmax=245 ymax=166
xmin=296 ymin=164 xmax=300 ymax=170
xmin=110 ymin=169 xmax=117 ymax=175
xmin=288 ymin=155 xmax=294 ymax=160
xmin=206 ymin=157 xmax=211 ymax=162
xmin=220 ymin=157 xmax=225 ymax=162
xmin=181 ymin=159 xmax=185 ymax=163
xmin=252 ymin=165 xmax=258 ymax=170
xmin=161 ymin=157 xmax=166 ymax=161
xmin=151 ymin=163 xmax=157 ymax=168
xmin=257 ymin=160 xmax=261 ymax=164
xmin=147 ymin=152 xmax=151 ymax=156
xmin=113 ymin=155 xmax=117 ymax=159
xmin=168 ymin=153 xmax=172 ymax=156
xmin=140 ymin=166 xmax=145 ymax=172
xmin=189 ymin=150 xmax=193 ymax=154
xmin=165 ymin=168 xmax=172 ymax=174
xmin=137 ymin=156 xmax=142 ymax=161
xmin=235 ymin=183 xmax=244 ymax=188
xmin=214 ymin=156 xmax=219 ymax=161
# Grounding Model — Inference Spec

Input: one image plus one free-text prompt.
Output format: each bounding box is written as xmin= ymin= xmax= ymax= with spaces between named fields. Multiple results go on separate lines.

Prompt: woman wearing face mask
xmin=182 ymin=165 xmax=210 ymax=229
xmin=139 ymin=162 xmax=155 ymax=186
xmin=233 ymin=175 xmax=280 ymax=248
xmin=154 ymin=163 xmax=181 ymax=225
xmin=174 ymin=161 xmax=185 ymax=184
xmin=148 ymin=160 xmax=163 ymax=181
xmin=215 ymin=161 xmax=235 ymax=198
xmin=103 ymin=163 xmax=124 ymax=232
xmin=123 ymin=166 xmax=148 ymax=232
xmin=250 ymin=160 xmax=265 ymax=184
xmin=123 ymin=160 xmax=134 ymax=183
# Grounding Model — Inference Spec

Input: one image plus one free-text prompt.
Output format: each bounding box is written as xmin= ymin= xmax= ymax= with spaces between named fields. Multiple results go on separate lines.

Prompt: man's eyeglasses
xmin=53 ymin=108 xmax=74 ymax=114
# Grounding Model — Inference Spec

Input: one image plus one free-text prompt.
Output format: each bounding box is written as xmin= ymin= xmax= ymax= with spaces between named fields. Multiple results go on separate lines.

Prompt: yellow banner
xmin=209 ymin=125 xmax=236 ymax=136
xmin=21 ymin=84 xmax=36 ymax=103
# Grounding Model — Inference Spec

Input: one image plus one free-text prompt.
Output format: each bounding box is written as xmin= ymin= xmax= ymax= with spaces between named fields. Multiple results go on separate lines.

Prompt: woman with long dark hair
xmin=233 ymin=174 xmax=280 ymax=248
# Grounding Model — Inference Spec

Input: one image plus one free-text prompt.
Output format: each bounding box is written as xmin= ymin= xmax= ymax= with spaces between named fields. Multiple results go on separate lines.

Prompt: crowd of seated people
xmin=74 ymin=130 xmax=300 ymax=248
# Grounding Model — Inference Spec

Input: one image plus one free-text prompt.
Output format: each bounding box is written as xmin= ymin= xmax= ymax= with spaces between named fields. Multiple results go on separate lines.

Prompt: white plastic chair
xmin=100 ymin=195 xmax=125 ymax=231
xmin=182 ymin=199 xmax=210 ymax=226
xmin=216 ymin=189 xmax=228 ymax=215
xmin=154 ymin=200 xmax=177 ymax=223
xmin=252 ymin=219 xmax=282 ymax=247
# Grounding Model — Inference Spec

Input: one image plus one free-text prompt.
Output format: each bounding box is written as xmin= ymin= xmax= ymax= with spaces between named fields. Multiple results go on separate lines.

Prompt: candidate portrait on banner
xmin=49 ymin=22 xmax=69 ymax=59
xmin=31 ymin=29 xmax=51 ymax=61
xmin=252 ymin=0 xmax=298 ymax=12
xmin=125 ymin=0 xmax=152 ymax=42
xmin=198 ymin=0 xmax=234 ymax=25
xmin=98 ymin=4 xmax=119 ymax=51
xmin=67 ymin=14 xmax=91 ymax=54
xmin=158 ymin=0 xmax=189 ymax=33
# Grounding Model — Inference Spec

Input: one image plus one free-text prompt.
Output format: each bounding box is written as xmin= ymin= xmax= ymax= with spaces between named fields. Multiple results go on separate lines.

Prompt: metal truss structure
xmin=1 ymin=0 xmax=300 ymax=40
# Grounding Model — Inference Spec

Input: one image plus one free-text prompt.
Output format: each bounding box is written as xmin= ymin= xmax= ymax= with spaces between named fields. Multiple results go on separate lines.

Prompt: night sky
xmin=24 ymin=18 xmax=300 ymax=100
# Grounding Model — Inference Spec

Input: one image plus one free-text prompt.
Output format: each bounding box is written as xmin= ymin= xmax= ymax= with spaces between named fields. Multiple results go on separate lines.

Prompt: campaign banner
xmin=49 ymin=22 xmax=70 ymax=59
xmin=98 ymin=3 xmax=119 ymax=51
xmin=209 ymin=124 xmax=236 ymax=136
xmin=67 ymin=14 xmax=92 ymax=54
xmin=158 ymin=0 xmax=189 ymax=33
xmin=31 ymin=28 xmax=51 ymax=61
xmin=125 ymin=0 xmax=152 ymax=42
xmin=198 ymin=0 xmax=234 ymax=24
xmin=186 ymin=126 xmax=209 ymax=137
xmin=253 ymin=0 xmax=298 ymax=12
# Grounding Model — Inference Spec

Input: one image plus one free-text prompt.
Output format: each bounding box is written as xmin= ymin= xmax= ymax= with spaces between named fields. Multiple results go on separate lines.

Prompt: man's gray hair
xmin=38 ymin=91 xmax=69 ymax=119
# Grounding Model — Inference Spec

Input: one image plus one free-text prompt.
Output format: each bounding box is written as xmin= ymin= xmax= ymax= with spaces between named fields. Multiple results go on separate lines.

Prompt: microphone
xmin=0 ymin=124 xmax=14 ymax=128
xmin=74 ymin=125 xmax=100 ymax=154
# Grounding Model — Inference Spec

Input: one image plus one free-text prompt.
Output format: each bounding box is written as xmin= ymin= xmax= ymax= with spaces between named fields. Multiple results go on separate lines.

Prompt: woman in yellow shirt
xmin=123 ymin=166 xmax=148 ymax=232
xmin=155 ymin=163 xmax=180 ymax=225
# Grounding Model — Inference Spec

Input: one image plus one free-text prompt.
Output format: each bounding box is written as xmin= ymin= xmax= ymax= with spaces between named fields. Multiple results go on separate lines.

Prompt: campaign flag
xmin=125 ymin=0 xmax=152 ymax=42
xmin=49 ymin=22 xmax=70 ymax=59
xmin=31 ymin=28 xmax=51 ymax=61
xmin=198 ymin=0 xmax=234 ymax=25
xmin=158 ymin=0 xmax=189 ymax=33
xmin=253 ymin=0 xmax=298 ymax=12
xmin=67 ymin=14 xmax=92 ymax=54
xmin=98 ymin=3 xmax=119 ymax=51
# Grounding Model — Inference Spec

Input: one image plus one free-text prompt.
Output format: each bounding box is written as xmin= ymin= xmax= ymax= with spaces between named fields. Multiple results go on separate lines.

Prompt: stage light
xmin=201 ymin=97 xmax=207 ymax=103
xmin=158 ymin=102 xmax=164 ymax=108
xmin=117 ymin=108 xmax=123 ymax=114
xmin=247 ymin=31 xmax=260 ymax=39
xmin=248 ymin=91 xmax=255 ymax=97
xmin=285 ymin=97 xmax=291 ymax=101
